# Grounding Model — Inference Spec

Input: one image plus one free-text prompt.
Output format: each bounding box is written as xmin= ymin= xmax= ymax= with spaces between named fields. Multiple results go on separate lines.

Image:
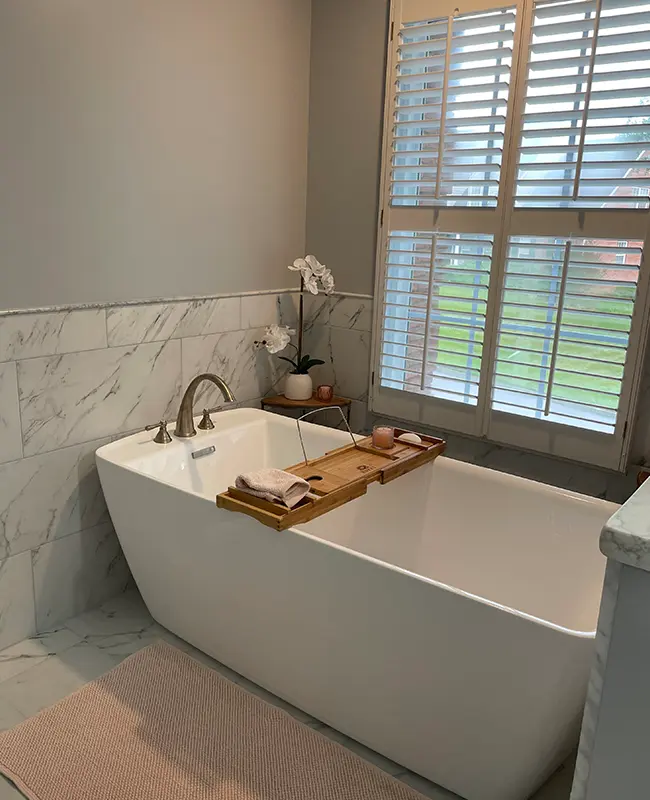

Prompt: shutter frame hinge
xmin=623 ymin=420 xmax=629 ymax=440
xmin=372 ymin=371 xmax=376 ymax=386
xmin=380 ymin=209 xmax=384 ymax=227
xmin=390 ymin=20 xmax=394 ymax=41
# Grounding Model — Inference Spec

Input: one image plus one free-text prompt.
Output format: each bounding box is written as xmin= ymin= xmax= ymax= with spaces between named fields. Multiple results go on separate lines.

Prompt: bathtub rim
xmin=97 ymin=453 xmax=601 ymax=643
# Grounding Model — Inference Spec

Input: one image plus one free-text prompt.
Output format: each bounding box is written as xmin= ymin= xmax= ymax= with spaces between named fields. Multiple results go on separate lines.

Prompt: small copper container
xmin=316 ymin=384 xmax=334 ymax=402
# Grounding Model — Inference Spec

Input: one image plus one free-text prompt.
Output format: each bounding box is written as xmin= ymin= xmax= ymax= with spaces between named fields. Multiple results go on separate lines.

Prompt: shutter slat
xmin=391 ymin=5 xmax=515 ymax=209
xmin=491 ymin=235 xmax=641 ymax=434
xmin=381 ymin=231 xmax=494 ymax=404
xmin=516 ymin=0 xmax=650 ymax=210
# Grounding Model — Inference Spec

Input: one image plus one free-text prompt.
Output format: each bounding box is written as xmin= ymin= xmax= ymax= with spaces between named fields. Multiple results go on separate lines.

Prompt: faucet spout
xmin=174 ymin=373 xmax=236 ymax=438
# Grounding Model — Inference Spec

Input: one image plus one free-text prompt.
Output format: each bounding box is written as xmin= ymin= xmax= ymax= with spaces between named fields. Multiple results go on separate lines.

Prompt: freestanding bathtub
xmin=96 ymin=408 xmax=616 ymax=800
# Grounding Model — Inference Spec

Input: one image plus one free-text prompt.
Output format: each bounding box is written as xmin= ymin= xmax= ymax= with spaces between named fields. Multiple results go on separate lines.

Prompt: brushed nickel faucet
xmin=175 ymin=373 xmax=236 ymax=438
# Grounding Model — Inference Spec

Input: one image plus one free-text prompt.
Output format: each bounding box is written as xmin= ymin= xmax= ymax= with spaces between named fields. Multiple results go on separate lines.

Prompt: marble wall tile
xmin=0 ymin=310 xmax=106 ymax=362
xmin=240 ymin=293 xmax=298 ymax=330
xmin=302 ymin=294 xmax=331 ymax=332
xmin=306 ymin=325 xmax=371 ymax=402
xmin=0 ymin=552 xmax=35 ymax=650
xmin=328 ymin=296 xmax=373 ymax=332
xmin=32 ymin=523 xmax=131 ymax=631
xmin=18 ymin=339 xmax=182 ymax=456
xmin=106 ymin=298 xmax=241 ymax=346
xmin=0 ymin=362 xmax=22 ymax=466
xmin=0 ymin=439 xmax=110 ymax=558
xmin=181 ymin=329 xmax=287 ymax=409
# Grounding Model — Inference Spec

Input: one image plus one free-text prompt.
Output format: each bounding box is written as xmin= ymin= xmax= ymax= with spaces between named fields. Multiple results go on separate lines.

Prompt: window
xmin=372 ymin=0 xmax=650 ymax=469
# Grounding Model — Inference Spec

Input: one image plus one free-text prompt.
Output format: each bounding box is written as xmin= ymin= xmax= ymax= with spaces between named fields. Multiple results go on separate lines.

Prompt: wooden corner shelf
xmin=217 ymin=429 xmax=446 ymax=531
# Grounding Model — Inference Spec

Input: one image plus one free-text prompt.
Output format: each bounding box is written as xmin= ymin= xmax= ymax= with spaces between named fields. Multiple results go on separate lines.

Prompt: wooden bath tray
xmin=216 ymin=429 xmax=446 ymax=531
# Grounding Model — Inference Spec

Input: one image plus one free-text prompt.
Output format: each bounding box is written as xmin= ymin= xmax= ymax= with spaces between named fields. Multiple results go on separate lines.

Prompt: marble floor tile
xmin=233 ymin=673 xmax=316 ymax=725
xmin=394 ymin=770 xmax=460 ymax=799
xmin=64 ymin=589 xmax=153 ymax=641
xmin=0 ymin=641 xmax=116 ymax=718
xmin=0 ymin=697 xmax=25 ymax=732
xmin=531 ymin=760 xmax=574 ymax=800
xmin=313 ymin=723 xmax=404 ymax=775
xmin=0 ymin=777 xmax=23 ymax=800
xmin=0 ymin=627 xmax=81 ymax=683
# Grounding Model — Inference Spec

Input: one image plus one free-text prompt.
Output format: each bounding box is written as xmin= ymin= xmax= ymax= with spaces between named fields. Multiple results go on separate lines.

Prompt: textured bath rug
xmin=0 ymin=640 xmax=425 ymax=800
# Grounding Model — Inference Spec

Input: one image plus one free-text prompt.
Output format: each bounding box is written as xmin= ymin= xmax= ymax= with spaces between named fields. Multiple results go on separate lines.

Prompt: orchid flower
xmin=287 ymin=255 xmax=335 ymax=295
xmin=261 ymin=324 xmax=295 ymax=354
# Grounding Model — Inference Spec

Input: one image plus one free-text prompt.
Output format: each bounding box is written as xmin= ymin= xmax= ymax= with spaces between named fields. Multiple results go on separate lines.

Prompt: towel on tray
xmin=235 ymin=468 xmax=310 ymax=509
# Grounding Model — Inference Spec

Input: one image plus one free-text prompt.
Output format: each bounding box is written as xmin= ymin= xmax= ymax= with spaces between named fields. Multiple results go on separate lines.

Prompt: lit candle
xmin=372 ymin=425 xmax=395 ymax=450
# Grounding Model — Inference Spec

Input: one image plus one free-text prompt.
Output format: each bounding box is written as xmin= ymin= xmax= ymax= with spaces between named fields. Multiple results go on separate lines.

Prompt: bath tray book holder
xmin=217 ymin=409 xmax=446 ymax=531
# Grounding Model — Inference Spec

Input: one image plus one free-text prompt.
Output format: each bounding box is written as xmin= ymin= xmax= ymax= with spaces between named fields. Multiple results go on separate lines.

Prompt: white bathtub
xmin=96 ymin=409 xmax=615 ymax=800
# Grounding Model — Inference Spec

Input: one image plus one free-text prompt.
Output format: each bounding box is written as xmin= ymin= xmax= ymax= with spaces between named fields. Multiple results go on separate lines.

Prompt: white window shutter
xmin=516 ymin=0 xmax=650 ymax=208
xmin=372 ymin=0 xmax=650 ymax=469
xmin=392 ymin=7 xmax=517 ymax=208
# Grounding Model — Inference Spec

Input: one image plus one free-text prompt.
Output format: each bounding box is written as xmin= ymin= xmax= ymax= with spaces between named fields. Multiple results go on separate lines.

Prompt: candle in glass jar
xmin=317 ymin=384 xmax=334 ymax=402
xmin=372 ymin=425 xmax=395 ymax=450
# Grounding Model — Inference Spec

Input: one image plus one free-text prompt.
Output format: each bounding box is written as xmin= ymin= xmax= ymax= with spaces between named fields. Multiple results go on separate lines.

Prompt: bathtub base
xmin=104 ymin=477 xmax=589 ymax=800
xmin=97 ymin=411 xmax=606 ymax=800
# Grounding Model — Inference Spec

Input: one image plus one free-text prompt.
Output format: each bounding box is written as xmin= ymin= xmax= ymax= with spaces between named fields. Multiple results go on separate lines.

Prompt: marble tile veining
xmin=0 ymin=641 xmax=117 ymax=719
xmin=0 ymin=627 xmax=81 ymax=684
xmin=18 ymin=339 xmax=182 ymax=456
xmin=181 ymin=328 xmax=286 ymax=408
xmin=106 ymin=297 xmax=242 ymax=346
xmin=0 ymin=310 xmax=107 ymax=362
xmin=32 ymin=523 xmax=131 ymax=630
xmin=0 ymin=438 xmax=110 ymax=558
xmin=328 ymin=296 xmax=373 ymax=332
xmin=0 ymin=363 xmax=22 ymax=466
xmin=0 ymin=552 xmax=35 ymax=651
xmin=306 ymin=324 xmax=371 ymax=402
xmin=599 ymin=478 xmax=650 ymax=571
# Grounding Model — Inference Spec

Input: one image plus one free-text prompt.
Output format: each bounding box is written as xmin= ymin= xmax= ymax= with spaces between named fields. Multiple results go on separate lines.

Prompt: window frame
xmin=369 ymin=0 xmax=650 ymax=470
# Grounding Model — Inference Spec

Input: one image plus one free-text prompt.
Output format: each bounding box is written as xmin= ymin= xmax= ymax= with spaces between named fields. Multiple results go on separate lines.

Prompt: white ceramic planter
xmin=284 ymin=373 xmax=313 ymax=401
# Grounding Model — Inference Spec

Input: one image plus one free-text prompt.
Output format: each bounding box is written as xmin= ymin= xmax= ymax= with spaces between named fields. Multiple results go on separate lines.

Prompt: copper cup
xmin=317 ymin=384 xmax=334 ymax=402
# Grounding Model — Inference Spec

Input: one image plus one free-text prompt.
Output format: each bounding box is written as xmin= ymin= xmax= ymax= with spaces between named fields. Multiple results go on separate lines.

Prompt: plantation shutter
xmin=392 ymin=6 xmax=517 ymax=207
xmin=375 ymin=0 xmax=524 ymax=435
xmin=381 ymin=231 xmax=493 ymax=407
xmin=515 ymin=0 xmax=650 ymax=209
xmin=372 ymin=0 xmax=650 ymax=469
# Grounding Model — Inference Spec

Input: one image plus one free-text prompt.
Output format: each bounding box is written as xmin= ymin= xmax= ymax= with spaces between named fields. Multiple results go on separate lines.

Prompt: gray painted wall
xmin=584 ymin=564 xmax=650 ymax=799
xmin=306 ymin=0 xmax=388 ymax=296
xmin=0 ymin=0 xmax=311 ymax=311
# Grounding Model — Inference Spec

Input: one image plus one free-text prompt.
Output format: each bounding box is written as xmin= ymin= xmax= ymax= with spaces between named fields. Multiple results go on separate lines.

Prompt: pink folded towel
xmin=235 ymin=468 xmax=310 ymax=509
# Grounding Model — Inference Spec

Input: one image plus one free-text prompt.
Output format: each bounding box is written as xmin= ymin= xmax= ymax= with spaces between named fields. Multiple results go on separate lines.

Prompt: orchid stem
xmin=298 ymin=276 xmax=304 ymax=364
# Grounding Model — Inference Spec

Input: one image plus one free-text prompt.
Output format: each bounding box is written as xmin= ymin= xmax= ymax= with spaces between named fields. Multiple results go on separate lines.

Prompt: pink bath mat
xmin=0 ymin=640 xmax=426 ymax=800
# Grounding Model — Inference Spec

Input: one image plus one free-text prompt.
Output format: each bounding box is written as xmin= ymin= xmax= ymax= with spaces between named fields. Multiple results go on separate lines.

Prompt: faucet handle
xmin=144 ymin=420 xmax=172 ymax=444
xmin=197 ymin=402 xmax=238 ymax=431
xmin=197 ymin=409 xmax=215 ymax=431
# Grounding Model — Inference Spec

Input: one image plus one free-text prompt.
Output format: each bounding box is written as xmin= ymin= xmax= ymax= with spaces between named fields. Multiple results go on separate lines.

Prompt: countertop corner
xmin=600 ymin=479 xmax=650 ymax=572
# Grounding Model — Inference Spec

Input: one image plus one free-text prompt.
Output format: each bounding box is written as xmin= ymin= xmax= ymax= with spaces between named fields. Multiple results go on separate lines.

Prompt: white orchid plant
xmin=256 ymin=255 xmax=334 ymax=375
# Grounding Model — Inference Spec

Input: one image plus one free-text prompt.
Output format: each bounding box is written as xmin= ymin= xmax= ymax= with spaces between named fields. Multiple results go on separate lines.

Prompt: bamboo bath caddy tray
xmin=217 ymin=423 xmax=446 ymax=531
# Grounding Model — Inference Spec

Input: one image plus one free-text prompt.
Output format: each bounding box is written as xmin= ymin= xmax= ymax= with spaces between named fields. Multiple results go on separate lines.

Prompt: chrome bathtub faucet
xmin=174 ymin=373 xmax=236 ymax=438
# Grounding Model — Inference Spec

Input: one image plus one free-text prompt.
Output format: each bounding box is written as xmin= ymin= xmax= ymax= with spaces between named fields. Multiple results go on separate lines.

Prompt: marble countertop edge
xmin=600 ymin=479 xmax=650 ymax=571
